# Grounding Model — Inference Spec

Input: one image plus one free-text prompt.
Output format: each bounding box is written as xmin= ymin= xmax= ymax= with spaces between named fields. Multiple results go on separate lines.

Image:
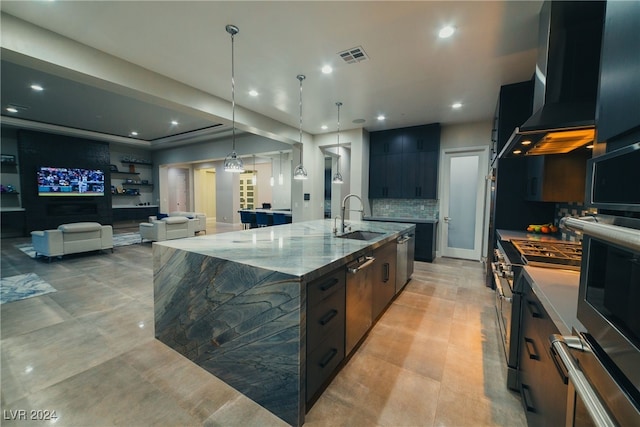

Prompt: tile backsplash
xmin=371 ymin=199 xmax=438 ymax=219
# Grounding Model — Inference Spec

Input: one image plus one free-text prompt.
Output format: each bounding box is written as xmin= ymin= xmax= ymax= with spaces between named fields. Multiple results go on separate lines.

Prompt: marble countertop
xmin=365 ymin=216 xmax=438 ymax=224
xmin=497 ymin=228 xmax=575 ymax=242
xmin=154 ymin=219 xmax=414 ymax=281
xmin=523 ymin=266 xmax=585 ymax=336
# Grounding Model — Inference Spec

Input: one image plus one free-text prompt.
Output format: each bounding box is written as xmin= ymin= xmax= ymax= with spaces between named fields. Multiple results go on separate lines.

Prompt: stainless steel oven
xmin=492 ymin=240 xmax=523 ymax=390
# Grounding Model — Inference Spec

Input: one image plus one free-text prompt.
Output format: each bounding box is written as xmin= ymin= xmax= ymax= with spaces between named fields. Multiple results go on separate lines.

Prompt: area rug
xmin=15 ymin=232 xmax=142 ymax=259
xmin=0 ymin=273 xmax=57 ymax=304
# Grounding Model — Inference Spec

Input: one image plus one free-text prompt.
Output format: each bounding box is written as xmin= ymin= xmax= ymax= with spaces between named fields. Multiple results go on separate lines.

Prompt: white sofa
xmin=139 ymin=216 xmax=195 ymax=242
xmin=31 ymin=222 xmax=114 ymax=261
xmin=169 ymin=211 xmax=206 ymax=234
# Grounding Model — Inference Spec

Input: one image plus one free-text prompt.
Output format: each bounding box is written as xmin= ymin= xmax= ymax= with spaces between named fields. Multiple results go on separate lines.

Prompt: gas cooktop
xmin=511 ymin=239 xmax=582 ymax=270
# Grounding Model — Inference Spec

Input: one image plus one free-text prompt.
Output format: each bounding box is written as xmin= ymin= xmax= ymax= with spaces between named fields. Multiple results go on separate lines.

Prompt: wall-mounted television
xmin=37 ymin=167 xmax=105 ymax=196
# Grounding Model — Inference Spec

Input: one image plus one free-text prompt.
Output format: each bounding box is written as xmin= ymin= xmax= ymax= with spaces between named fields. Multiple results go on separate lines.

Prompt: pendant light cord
xmin=297 ymin=75 xmax=305 ymax=164
xmin=231 ymin=30 xmax=236 ymax=151
xmin=336 ymin=102 xmax=342 ymax=174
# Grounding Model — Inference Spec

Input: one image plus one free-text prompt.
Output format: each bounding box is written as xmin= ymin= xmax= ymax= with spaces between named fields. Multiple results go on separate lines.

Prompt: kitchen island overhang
xmin=152 ymin=219 xmax=415 ymax=426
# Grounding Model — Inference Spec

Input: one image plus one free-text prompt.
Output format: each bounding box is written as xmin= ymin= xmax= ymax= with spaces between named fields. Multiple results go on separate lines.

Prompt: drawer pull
xmin=319 ymin=278 xmax=339 ymax=291
xmin=319 ymin=348 xmax=338 ymax=368
xmin=383 ymin=263 xmax=390 ymax=282
xmin=521 ymin=384 xmax=536 ymax=413
xmin=319 ymin=309 xmax=338 ymax=326
xmin=526 ymin=299 xmax=543 ymax=318
xmin=524 ymin=337 xmax=540 ymax=360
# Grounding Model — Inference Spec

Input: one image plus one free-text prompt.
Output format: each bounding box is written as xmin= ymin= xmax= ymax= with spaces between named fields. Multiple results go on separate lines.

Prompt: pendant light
xmin=332 ymin=101 xmax=344 ymax=184
xmin=293 ymin=74 xmax=308 ymax=180
xmin=270 ymin=157 xmax=275 ymax=187
xmin=278 ymin=151 xmax=284 ymax=185
xmin=251 ymin=155 xmax=257 ymax=185
xmin=223 ymin=24 xmax=244 ymax=173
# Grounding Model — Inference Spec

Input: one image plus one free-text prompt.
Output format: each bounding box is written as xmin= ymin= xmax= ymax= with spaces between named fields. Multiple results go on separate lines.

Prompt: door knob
xmin=444 ymin=216 xmax=451 ymax=222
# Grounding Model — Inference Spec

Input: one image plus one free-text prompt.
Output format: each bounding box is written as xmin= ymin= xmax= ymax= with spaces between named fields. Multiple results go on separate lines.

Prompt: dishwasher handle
xmin=397 ymin=235 xmax=411 ymax=244
xmin=347 ymin=256 xmax=375 ymax=274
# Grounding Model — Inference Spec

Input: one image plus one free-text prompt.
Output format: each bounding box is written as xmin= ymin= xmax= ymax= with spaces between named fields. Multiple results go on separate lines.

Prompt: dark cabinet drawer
xmin=307 ymin=271 xmax=345 ymax=306
xmin=307 ymin=286 xmax=345 ymax=348
xmin=306 ymin=325 xmax=345 ymax=402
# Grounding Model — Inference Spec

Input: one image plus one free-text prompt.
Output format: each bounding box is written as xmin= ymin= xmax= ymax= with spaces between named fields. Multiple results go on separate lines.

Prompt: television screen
xmin=37 ymin=167 xmax=105 ymax=196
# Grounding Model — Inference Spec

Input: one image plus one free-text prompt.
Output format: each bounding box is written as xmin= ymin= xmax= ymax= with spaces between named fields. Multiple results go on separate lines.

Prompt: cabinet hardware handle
xmin=319 ymin=309 xmax=338 ymax=326
xmin=520 ymin=384 xmax=537 ymax=413
xmin=383 ymin=263 xmax=390 ymax=282
xmin=319 ymin=278 xmax=339 ymax=291
xmin=549 ymin=343 xmax=569 ymax=385
xmin=319 ymin=348 xmax=338 ymax=368
xmin=526 ymin=299 xmax=543 ymax=318
xmin=524 ymin=337 xmax=540 ymax=360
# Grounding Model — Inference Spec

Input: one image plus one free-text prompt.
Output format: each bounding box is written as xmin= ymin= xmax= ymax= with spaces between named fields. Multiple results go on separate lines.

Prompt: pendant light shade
xmin=293 ymin=74 xmax=308 ymax=180
xmin=278 ymin=151 xmax=284 ymax=185
xmin=224 ymin=24 xmax=244 ymax=173
xmin=270 ymin=157 xmax=275 ymax=187
xmin=251 ymin=155 xmax=257 ymax=185
xmin=332 ymin=101 xmax=344 ymax=184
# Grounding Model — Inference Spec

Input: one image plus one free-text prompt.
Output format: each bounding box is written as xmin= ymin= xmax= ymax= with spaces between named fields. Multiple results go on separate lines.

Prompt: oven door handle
xmin=491 ymin=263 xmax=512 ymax=302
xmin=561 ymin=216 xmax=640 ymax=252
xmin=549 ymin=335 xmax=616 ymax=427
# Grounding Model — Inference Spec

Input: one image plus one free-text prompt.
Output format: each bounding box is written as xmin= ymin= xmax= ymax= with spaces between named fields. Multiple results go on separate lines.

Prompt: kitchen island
xmin=153 ymin=219 xmax=414 ymax=426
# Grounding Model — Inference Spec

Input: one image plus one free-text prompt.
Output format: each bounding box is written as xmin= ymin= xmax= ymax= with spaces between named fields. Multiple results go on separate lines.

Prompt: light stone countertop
xmin=154 ymin=219 xmax=414 ymax=281
xmin=365 ymin=216 xmax=438 ymax=224
xmin=523 ymin=265 xmax=585 ymax=335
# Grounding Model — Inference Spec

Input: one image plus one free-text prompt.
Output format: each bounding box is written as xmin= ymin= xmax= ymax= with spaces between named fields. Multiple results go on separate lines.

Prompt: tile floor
xmin=1 ymin=223 xmax=526 ymax=426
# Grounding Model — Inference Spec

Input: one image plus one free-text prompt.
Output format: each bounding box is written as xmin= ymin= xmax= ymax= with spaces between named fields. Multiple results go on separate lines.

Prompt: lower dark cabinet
xmin=414 ymin=223 xmax=436 ymax=262
xmin=372 ymin=241 xmax=397 ymax=321
xmin=518 ymin=274 xmax=567 ymax=427
xmin=306 ymin=268 xmax=346 ymax=404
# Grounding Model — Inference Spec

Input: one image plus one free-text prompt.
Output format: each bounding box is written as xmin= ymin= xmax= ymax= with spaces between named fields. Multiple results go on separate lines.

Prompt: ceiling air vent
xmin=338 ymin=46 xmax=369 ymax=64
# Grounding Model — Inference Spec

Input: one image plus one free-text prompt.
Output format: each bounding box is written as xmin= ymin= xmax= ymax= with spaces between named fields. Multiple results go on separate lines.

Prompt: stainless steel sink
xmin=337 ymin=230 xmax=384 ymax=241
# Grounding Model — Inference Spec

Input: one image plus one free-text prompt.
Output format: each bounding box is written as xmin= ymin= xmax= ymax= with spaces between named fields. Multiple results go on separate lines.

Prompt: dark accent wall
xmin=18 ymin=130 xmax=113 ymax=232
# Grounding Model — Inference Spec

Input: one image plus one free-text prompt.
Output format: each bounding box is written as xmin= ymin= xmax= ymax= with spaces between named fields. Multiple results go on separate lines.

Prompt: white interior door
xmin=168 ymin=168 xmax=189 ymax=212
xmin=441 ymin=147 xmax=488 ymax=260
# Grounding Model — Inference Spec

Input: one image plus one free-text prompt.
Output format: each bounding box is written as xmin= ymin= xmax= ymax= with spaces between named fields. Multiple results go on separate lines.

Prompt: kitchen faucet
xmin=340 ymin=193 xmax=365 ymax=234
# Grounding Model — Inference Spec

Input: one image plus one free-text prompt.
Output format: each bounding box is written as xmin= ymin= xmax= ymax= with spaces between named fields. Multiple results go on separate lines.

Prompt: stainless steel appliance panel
xmin=585 ymin=142 xmax=640 ymax=213
xmin=345 ymin=255 xmax=375 ymax=355
xmin=396 ymin=233 xmax=414 ymax=293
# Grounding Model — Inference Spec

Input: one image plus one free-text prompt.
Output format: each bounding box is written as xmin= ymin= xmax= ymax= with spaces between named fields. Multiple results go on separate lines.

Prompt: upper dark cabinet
xmin=596 ymin=0 xmax=640 ymax=148
xmin=369 ymin=123 xmax=440 ymax=199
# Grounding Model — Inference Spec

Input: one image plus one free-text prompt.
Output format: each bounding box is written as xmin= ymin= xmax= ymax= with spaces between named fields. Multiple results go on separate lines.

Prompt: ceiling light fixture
xmin=439 ymin=25 xmax=455 ymax=39
xmin=6 ymin=106 xmax=18 ymax=113
xmin=452 ymin=102 xmax=462 ymax=109
xmin=321 ymin=125 xmax=328 ymax=130
xmin=377 ymin=115 xmax=385 ymax=121
xmin=293 ymin=75 xmax=308 ymax=180
xmin=521 ymin=140 xmax=532 ymax=145
xmin=278 ymin=151 xmax=284 ymax=185
xmin=30 ymin=84 xmax=44 ymax=91
xmin=249 ymin=90 xmax=258 ymax=97
xmin=321 ymin=65 xmax=333 ymax=74
xmin=171 ymin=120 xmax=179 ymax=126
xmin=333 ymin=102 xmax=344 ymax=184
xmin=130 ymin=131 xmax=138 ymax=136
xmin=223 ymin=24 xmax=244 ymax=173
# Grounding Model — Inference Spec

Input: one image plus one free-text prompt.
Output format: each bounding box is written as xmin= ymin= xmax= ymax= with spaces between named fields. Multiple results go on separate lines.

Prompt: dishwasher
xmin=396 ymin=232 xmax=415 ymax=293
xmin=345 ymin=254 xmax=375 ymax=355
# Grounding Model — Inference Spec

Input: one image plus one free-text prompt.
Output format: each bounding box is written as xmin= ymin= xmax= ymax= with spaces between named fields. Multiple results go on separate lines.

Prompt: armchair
xmin=139 ymin=216 xmax=195 ymax=242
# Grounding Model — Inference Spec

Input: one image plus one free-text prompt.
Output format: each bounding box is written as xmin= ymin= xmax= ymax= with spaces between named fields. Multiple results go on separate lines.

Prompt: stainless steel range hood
xmin=499 ymin=1 xmax=605 ymax=159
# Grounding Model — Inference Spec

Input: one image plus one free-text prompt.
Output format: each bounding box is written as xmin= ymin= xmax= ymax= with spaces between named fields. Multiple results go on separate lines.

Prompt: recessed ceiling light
xmin=321 ymin=65 xmax=333 ymax=74
xmin=130 ymin=131 xmax=138 ymax=136
xmin=521 ymin=140 xmax=532 ymax=145
xmin=30 ymin=84 xmax=44 ymax=91
xmin=377 ymin=115 xmax=385 ymax=121
xmin=321 ymin=125 xmax=328 ymax=130
xmin=171 ymin=120 xmax=179 ymax=126
xmin=6 ymin=106 xmax=18 ymax=113
xmin=452 ymin=102 xmax=462 ymax=109
xmin=439 ymin=25 xmax=456 ymax=39
xmin=513 ymin=149 xmax=522 ymax=154
xmin=249 ymin=89 xmax=258 ymax=97
xmin=586 ymin=144 xmax=594 ymax=149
